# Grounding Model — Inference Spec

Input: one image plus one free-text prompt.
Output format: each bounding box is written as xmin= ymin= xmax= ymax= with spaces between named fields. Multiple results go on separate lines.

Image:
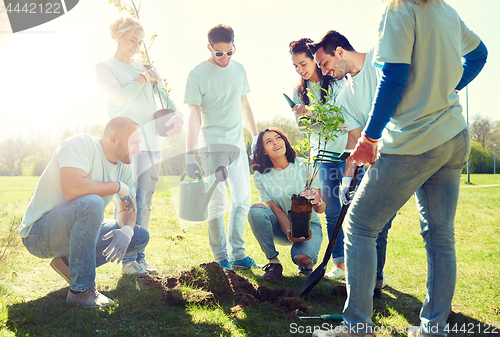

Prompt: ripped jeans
xmin=122 ymin=151 xmax=160 ymax=264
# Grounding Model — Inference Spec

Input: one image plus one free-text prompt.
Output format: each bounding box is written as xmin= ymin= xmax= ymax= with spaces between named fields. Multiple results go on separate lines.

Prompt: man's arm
xmin=241 ymin=95 xmax=258 ymax=136
xmin=60 ymin=167 xmax=119 ymax=201
xmin=345 ymin=127 xmax=363 ymax=177
xmin=116 ymin=202 xmax=137 ymax=229
xmin=186 ymin=104 xmax=202 ymax=153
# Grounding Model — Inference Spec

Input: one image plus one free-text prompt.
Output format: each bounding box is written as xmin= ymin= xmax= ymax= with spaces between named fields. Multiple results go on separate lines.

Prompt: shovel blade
xmin=299 ymin=264 xmax=326 ymax=297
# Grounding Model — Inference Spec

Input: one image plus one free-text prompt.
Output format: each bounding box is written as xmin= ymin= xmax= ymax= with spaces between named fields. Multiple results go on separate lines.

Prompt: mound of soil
xmin=142 ymin=262 xmax=307 ymax=316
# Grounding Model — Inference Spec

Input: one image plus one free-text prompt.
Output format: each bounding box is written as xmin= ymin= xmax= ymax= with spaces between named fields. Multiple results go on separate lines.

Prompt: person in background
xmin=249 ymin=128 xmax=324 ymax=280
xmin=312 ymin=0 xmax=487 ymax=336
xmin=18 ymin=117 xmax=149 ymax=308
xmin=289 ymin=38 xmax=348 ymax=281
xmin=96 ymin=17 xmax=183 ymax=276
xmin=184 ymin=24 xmax=259 ymax=271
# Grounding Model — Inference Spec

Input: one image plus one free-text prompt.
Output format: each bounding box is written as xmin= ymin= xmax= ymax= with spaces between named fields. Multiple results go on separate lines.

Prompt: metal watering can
xmin=179 ymin=166 xmax=228 ymax=221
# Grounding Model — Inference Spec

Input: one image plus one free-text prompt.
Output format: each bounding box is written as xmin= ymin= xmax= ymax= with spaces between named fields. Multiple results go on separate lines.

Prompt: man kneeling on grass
xmin=18 ymin=116 xmax=149 ymax=308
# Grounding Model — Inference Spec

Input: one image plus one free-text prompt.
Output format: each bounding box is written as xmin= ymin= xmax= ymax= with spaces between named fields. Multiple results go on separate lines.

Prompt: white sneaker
xmin=137 ymin=260 xmax=158 ymax=274
xmin=324 ymin=266 xmax=345 ymax=280
xmin=66 ymin=287 xmax=114 ymax=308
xmin=407 ymin=326 xmax=423 ymax=337
xmin=122 ymin=261 xmax=148 ymax=276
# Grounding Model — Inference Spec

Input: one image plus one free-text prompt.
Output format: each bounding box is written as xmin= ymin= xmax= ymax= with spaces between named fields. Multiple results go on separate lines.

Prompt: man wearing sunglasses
xmin=184 ymin=24 xmax=259 ymax=271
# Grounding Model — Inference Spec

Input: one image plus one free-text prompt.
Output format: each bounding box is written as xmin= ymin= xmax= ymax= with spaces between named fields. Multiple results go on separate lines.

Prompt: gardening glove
xmin=351 ymin=132 xmax=379 ymax=165
xmin=116 ymin=181 xmax=136 ymax=213
xmin=185 ymin=153 xmax=203 ymax=179
xmin=250 ymin=133 xmax=258 ymax=160
xmin=300 ymin=189 xmax=324 ymax=206
xmin=340 ymin=176 xmax=357 ymax=205
xmin=102 ymin=225 xmax=134 ymax=263
xmin=165 ymin=115 xmax=184 ymax=137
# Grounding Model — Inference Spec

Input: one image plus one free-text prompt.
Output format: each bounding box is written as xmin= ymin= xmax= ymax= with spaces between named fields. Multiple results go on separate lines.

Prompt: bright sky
xmin=0 ymin=0 xmax=498 ymax=142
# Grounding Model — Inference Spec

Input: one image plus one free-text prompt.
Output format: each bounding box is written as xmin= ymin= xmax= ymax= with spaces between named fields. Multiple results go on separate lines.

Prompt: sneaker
xmin=262 ymin=263 xmax=283 ymax=280
xmin=324 ymin=266 xmax=345 ymax=280
xmin=122 ymin=261 xmax=148 ymax=276
xmin=407 ymin=326 xmax=423 ymax=337
xmin=50 ymin=257 xmax=70 ymax=284
xmin=66 ymin=287 xmax=114 ymax=308
xmin=298 ymin=266 xmax=313 ymax=276
xmin=230 ymin=256 xmax=262 ymax=269
xmin=137 ymin=260 xmax=158 ymax=274
xmin=218 ymin=258 xmax=232 ymax=271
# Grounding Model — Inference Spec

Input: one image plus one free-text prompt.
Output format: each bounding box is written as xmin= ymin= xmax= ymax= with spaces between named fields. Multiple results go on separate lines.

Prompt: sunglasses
xmin=211 ymin=46 xmax=236 ymax=57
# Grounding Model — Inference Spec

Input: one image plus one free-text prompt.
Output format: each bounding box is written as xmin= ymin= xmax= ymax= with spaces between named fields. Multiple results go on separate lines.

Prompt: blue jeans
xmin=342 ymin=129 xmax=470 ymax=336
xmin=247 ymin=205 xmax=323 ymax=268
xmin=22 ymin=195 xmax=149 ymax=292
xmin=122 ymin=151 xmax=160 ymax=264
xmin=200 ymin=149 xmax=251 ymax=261
xmin=318 ymin=161 xmax=347 ymax=265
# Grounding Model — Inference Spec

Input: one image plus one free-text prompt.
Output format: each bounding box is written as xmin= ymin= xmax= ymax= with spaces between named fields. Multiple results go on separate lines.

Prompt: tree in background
xmin=471 ymin=114 xmax=494 ymax=148
xmin=0 ymin=137 xmax=32 ymax=175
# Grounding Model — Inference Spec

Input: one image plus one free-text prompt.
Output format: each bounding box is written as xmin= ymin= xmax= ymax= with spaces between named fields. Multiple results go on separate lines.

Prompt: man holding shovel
xmin=18 ymin=117 xmax=150 ymax=308
xmin=311 ymin=1 xmax=487 ymax=336
xmin=308 ymin=30 xmax=395 ymax=297
xmin=184 ymin=24 xmax=259 ymax=271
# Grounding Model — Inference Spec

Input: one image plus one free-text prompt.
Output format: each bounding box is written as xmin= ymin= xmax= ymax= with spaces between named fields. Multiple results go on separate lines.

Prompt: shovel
xmin=299 ymin=164 xmax=363 ymax=298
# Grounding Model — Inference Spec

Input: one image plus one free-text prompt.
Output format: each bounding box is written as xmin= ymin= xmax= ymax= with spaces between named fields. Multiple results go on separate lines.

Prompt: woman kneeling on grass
xmin=249 ymin=128 xmax=325 ymax=280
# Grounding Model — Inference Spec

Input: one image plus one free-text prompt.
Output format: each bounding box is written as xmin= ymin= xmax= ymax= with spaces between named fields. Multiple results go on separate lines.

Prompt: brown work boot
xmin=50 ymin=257 xmax=70 ymax=284
xmin=66 ymin=287 xmax=114 ymax=308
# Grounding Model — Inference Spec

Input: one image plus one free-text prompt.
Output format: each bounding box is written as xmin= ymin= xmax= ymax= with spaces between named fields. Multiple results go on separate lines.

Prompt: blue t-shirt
xmin=253 ymin=158 xmax=322 ymax=225
xmin=184 ymin=60 xmax=250 ymax=151
xmin=19 ymin=134 xmax=134 ymax=237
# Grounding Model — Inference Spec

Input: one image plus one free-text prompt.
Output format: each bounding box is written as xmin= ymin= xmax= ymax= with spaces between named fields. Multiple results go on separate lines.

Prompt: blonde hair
xmin=109 ymin=17 xmax=143 ymax=40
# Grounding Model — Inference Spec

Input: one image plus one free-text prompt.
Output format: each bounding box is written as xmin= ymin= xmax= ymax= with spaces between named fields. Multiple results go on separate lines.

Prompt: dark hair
xmin=289 ymin=38 xmax=336 ymax=105
xmin=251 ymin=128 xmax=296 ymax=174
xmin=208 ymin=24 xmax=234 ymax=45
xmin=308 ymin=30 xmax=355 ymax=56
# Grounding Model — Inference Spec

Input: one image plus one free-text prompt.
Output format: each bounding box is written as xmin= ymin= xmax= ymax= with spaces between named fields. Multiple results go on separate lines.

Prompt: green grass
xmin=0 ymin=175 xmax=499 ymax=336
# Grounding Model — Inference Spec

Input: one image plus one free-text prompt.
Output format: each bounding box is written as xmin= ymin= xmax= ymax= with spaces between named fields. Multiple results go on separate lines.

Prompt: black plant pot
xmin=154 ymin=108 xmax=175 ymax=137
xmin=288 ymin=211 xmax=311 ymax=238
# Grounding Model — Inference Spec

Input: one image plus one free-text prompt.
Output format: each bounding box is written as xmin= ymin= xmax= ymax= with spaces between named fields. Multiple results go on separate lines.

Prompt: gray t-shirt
xmin=19 ymin=134 xmax=134 ymax=237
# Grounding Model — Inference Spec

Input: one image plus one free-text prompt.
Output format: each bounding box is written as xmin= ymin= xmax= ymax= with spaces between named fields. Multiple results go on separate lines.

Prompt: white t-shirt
xmin=337 ymin=49 xmax=381 ymax=132
xmin=253 ymin=158 xmax=322 ymax=225
xmin=184 ymin=60 xmax=250 ymax=152
xmin=374 ymin=0 xmax=480 ymax=155
xmin=292 ymin=80 xmax=348 ymax=158
xmin=96 ymin=58 xmax=177 ymax=152
xmin=19 ymin=134 xmax=134 ymax=237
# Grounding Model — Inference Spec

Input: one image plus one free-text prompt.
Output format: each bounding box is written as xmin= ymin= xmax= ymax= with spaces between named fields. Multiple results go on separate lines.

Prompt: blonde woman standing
xmin=96 ymin=17 xmax=183 ymax=276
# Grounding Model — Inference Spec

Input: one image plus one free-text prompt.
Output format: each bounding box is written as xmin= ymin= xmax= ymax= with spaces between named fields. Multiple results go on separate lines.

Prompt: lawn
xmin=0 ymin=174 xmax=499 ymax=336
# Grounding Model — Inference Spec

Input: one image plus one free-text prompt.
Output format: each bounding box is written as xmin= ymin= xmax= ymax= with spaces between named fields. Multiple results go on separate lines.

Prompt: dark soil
xmin=290 ymin=194 xmax=313 ymax=213
xmin=142 ymin=262 xmax=307 ymax=316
